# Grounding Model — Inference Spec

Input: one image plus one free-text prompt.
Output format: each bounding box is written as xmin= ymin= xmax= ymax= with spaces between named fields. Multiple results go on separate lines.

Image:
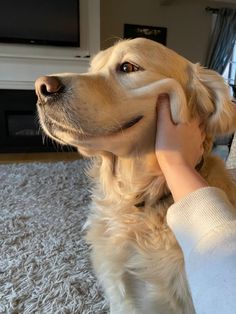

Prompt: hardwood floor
xmin=0 ymin=152 xmax=82 ymax=164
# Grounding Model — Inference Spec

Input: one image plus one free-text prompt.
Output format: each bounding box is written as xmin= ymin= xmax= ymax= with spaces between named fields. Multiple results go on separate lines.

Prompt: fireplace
xmin=0 ymin=89 xmax=73 ymax=153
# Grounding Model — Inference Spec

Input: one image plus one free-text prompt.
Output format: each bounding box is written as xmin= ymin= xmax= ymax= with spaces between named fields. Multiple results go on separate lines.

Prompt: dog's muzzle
xmin=35 ymin=75 xmax=145 ymax=150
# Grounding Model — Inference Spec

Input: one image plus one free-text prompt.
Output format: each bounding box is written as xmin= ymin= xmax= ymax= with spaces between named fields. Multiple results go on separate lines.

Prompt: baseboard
xmin=0 ymin=152 xmax=82 ymax=164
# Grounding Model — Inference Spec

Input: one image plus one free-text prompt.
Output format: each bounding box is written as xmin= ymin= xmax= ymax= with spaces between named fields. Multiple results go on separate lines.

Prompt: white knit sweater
xmin=167 ymin=187 xmax=236 ymax=314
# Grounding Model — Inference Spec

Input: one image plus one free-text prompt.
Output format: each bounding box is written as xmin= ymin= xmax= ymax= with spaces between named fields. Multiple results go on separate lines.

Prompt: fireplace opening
xmin=0 ymin=89 xmax=74 ymax=153
xmin=6 ymin=111 xmax=40 ymax=137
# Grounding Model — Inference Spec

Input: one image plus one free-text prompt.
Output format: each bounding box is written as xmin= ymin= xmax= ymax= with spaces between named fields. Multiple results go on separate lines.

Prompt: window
xmin=223 ymin=42 xmax=236 ymax=89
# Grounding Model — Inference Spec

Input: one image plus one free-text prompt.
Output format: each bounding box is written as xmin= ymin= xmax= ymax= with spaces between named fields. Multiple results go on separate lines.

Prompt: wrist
xmin=158 ymin=153 xmax=190 ymax=175
xmin=160 ymin=161 xmax=208 ymax=202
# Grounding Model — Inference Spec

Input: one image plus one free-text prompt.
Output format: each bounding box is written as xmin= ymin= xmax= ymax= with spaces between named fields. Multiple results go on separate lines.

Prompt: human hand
xmin=155 ymin=94 xmax=205 ymax=174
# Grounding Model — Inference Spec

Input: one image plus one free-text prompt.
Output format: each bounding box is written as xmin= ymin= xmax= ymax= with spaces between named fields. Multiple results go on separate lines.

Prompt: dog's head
xmin=36 ymin=38 xmax=236 ymax=157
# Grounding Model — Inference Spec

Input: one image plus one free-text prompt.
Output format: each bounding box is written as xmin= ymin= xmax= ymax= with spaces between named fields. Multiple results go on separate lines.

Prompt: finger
xmin=201 ymin=129 xmax=206 ymax=142
xmin=156 ymin=94 xmax=173 ymax=125
xmin=199 ymin=123 xmax=206 ymax=141
xmin=190 ymin=119 xmax=205 ymax=136
xmin=158 ymin=93 xmax=169 ymax=103
xmin=194 ymin=120 xmax=206 ymax=142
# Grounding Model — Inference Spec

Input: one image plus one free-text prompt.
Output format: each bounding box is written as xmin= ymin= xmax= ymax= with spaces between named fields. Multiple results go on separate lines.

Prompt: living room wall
xmin=100 ymin=0 xmax=230 ymax=64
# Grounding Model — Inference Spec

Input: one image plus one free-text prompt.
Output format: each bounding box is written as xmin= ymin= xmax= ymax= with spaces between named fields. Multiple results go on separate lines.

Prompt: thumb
xmin=156 ymin=94 xmax=173 ymax=126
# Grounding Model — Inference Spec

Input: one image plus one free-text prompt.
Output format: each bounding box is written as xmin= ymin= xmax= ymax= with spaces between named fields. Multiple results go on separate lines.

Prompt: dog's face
xmin=36 ymin=38 xmax=236 ymax=157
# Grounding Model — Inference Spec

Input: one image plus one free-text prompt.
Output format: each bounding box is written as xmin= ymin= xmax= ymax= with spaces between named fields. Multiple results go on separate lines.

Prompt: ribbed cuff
xmin=167 ymin=187 xmax=236 ymax=258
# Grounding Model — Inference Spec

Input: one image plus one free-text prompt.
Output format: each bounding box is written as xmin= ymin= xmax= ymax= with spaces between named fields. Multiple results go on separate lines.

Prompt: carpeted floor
xmin=0 ymin=159 xmax=108 ymax=314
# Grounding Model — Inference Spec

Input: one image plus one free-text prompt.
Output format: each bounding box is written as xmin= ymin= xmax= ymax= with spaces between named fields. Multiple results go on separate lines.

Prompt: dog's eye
xmin=119 ymin=62 xmax=140 ymax=73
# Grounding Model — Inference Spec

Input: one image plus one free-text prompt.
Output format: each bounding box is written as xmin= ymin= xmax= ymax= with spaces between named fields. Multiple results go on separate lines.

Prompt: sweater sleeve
xmin=167 ymin=187 xmax=236 ymax=314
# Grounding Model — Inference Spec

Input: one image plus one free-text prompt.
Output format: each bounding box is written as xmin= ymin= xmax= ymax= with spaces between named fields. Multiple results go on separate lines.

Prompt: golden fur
xmin=36 ymin=38 xmax=236 ymax=313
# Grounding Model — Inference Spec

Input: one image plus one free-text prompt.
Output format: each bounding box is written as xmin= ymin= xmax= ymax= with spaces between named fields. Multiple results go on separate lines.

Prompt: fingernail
xmin=158 ymin=94 xmax=169 ymax=103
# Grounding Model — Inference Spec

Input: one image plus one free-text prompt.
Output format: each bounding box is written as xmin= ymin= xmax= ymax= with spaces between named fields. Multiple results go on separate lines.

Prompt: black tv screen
xmin=0 ymin=0 xmax=80 ymax=47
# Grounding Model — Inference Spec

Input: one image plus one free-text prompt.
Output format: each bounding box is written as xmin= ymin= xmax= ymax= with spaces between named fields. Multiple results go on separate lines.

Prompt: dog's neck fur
xmin=89 ymin=151 xmax=171 ymax=210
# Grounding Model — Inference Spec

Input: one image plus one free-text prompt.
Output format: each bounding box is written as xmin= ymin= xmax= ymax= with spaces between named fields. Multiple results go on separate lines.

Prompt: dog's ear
xmin=189 ymin=64 xmax=236 ymax=136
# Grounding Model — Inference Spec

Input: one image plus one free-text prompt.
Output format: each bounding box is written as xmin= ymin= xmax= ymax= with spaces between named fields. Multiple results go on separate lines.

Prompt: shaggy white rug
xmin=0 ymin=159 xmax=108 ymax=314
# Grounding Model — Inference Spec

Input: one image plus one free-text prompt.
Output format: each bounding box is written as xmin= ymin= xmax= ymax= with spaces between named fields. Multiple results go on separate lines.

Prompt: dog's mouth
xmin=39 ymin=110 xmax=144 ymax=146
xmin=119 ymin=115 xmax=143 ymax=131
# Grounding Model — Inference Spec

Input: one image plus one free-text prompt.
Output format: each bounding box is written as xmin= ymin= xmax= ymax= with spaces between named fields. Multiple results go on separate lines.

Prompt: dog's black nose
xmin=35 ymin=76 xmax=64 ymax=101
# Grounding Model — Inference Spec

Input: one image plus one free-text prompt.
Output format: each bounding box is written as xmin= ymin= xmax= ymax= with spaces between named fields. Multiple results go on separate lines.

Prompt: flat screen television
xmin=0 ymin=0 xmax=80 ymax=47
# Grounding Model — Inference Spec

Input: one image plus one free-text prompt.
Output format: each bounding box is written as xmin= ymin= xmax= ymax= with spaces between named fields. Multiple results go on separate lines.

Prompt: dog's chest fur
xmin=87 ymin=201 xmax=194 ymax=313
xmin=86 ymin=156 xmax=196 ymax=313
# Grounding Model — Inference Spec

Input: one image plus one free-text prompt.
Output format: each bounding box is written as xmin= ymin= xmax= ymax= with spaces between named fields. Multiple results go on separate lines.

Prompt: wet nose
xmin=35 ymin=76 xmax=64 ymax=100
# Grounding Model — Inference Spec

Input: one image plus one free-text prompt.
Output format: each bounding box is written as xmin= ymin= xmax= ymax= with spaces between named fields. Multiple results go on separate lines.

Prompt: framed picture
xmin=124 ymin=24 xmax=167 ymax=45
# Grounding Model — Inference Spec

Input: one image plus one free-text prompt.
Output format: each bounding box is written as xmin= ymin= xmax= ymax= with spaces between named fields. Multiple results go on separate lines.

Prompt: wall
xmin=100 ymin=0 xmax=232 ymax=64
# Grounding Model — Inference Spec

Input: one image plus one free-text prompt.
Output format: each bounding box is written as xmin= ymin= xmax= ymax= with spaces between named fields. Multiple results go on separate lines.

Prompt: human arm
xmin=167 ymin=187 xmax=236 ymax=314
xmin=155 ymin=95 xmax=236 ymax=313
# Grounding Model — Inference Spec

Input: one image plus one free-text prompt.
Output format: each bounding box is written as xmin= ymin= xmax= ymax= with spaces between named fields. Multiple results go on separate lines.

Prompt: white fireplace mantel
xmin=0 ymin=55 xmax=91 ymax=90
xmin=0 ymin=0 xmax=100 ymax=90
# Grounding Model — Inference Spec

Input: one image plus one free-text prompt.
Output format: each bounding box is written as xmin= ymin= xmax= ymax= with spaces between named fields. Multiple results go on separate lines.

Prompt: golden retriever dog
xmin=35 ymin=38 xmax=236 ymax=314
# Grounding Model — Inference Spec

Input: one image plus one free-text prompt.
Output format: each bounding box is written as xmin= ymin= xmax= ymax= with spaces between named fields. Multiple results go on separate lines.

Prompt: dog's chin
xmin=41 ymin=115 xmax=146 ymax=156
